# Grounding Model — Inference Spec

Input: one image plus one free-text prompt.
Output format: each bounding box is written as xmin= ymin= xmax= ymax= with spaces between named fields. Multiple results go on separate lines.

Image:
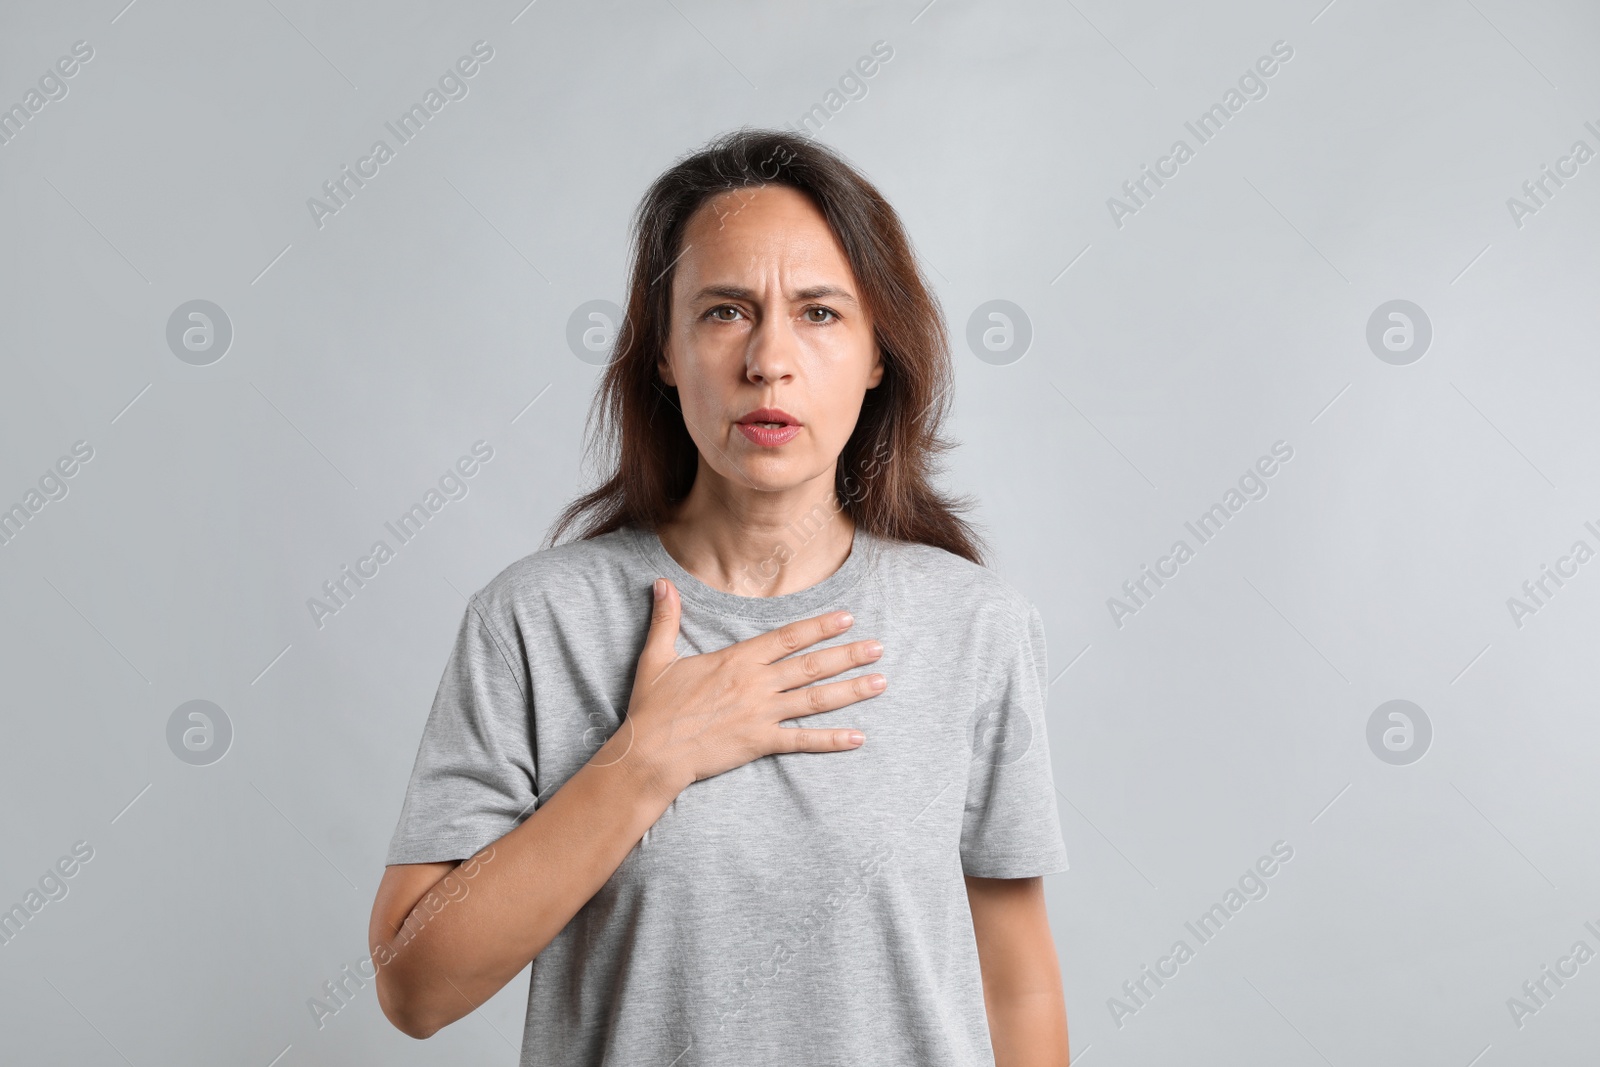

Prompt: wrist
xmin=593 ymin=721 xmax=690 ymax=805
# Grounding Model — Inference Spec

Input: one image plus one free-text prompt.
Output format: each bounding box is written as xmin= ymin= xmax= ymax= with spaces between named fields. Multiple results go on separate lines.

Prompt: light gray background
xmin=2 ymin=0 xmax=1597 ymax=1064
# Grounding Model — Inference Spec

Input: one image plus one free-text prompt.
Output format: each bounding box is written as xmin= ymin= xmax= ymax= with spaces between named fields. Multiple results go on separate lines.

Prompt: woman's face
xmin=658 ymin=183 xmax=884 ymax=498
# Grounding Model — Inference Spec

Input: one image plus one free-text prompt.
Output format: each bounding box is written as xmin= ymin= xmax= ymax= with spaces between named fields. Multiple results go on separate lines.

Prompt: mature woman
xmin=369 ymin=128 xmax=1071 ymax=1065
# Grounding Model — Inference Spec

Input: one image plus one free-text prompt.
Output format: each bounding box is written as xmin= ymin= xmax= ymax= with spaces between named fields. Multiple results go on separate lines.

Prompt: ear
xmin=865 ymin=345 xmax=885 ymax=389
xmin=657 ymin=346 xmax=678 ymax=388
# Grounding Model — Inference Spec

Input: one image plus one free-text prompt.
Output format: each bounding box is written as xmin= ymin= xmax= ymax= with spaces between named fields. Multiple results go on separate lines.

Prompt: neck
xmin=655 ymin=457 xmax=856 ymax=598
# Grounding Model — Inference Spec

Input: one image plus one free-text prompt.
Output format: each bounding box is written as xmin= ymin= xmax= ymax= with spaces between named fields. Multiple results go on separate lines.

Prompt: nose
xmin=744 ymin=311 xmax=797 ymax=386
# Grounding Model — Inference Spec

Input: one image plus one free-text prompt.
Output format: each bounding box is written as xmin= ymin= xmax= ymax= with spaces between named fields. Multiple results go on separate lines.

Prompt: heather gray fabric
xmin=385 ymin=522 xmax=1069 ymax=1066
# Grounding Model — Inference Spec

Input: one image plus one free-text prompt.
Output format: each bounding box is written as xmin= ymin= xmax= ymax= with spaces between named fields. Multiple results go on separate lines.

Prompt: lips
xmin=738 ymin=407 xmax=798 ymax=427
xmin=736 ymin=407 xmax=801 ymax=447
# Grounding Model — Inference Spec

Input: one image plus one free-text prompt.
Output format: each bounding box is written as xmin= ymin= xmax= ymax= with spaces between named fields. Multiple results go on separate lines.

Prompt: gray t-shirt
xmin=386 ymin=522 xmax=1069 ymax=1066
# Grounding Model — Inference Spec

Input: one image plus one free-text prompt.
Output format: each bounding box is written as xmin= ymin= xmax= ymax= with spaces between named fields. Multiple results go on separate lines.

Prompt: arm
xmin=370 ymin=737 xmax=681 ymax=1039
xmin=966 ymin=874 xmax=1070 ymax=1067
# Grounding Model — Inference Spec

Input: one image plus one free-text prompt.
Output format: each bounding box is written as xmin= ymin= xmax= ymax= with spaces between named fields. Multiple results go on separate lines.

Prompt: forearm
xmin=986 ymin=985 xmax=1070 ymax=1067
xmin=967 ymin=875 xmax=1070 ymax=1067
xmin=374 ymin=728 xmax=684 ymax=1037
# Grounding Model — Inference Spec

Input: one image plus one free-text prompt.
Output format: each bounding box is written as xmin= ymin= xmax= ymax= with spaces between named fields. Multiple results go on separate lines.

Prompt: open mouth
xmin=737 ymin=408 xmax=801 ymax=447
xmin=738 ymin=408 xmax=797 ymax=426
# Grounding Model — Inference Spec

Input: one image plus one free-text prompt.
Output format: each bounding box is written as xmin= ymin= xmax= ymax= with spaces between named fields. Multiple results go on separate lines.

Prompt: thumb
xmin=641 ymin=577 xmax=681 ymax=666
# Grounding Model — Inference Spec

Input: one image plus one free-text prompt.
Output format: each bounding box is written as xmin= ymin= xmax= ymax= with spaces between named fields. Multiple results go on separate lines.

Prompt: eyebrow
xmin=688 ymin=284 xmax=859 ymax=308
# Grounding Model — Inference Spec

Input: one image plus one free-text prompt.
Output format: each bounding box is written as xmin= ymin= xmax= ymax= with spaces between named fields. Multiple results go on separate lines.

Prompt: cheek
xmin=669 ymin=358 xmax=732 ymax=441
xmin=805 ymin=384 xmax=865 ymax=452
xmin=682 ymin=385 xmax=723 ymax=435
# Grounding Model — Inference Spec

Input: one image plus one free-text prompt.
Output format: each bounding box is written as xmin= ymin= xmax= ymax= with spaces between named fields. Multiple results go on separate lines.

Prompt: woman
xmin=369 ymin=128 xmax=1071 ymax=1065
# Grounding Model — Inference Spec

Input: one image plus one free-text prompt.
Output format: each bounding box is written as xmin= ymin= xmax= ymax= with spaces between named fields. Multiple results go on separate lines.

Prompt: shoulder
xmin=872 ymin=535 xmax=1039 ymax=639
xmin=467 ymin=525 xmax=645 ymax=625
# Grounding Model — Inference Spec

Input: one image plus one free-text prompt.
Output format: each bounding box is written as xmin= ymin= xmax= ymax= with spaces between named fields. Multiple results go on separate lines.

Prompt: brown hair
xmin=547 ymin=127 xmax=985 ymax=565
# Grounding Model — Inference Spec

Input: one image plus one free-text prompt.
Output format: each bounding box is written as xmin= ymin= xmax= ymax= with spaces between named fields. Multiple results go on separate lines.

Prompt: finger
xmin=638 ymin=578 xmax=681 ymax=673
xmin=745 ymin=610 xmax=856 ymax=665
xmin=776 ymin=671 xmax=887 ymax=719
xmin=771 ymin=638 xmax=884 ymax=691
xmin=769 ymin=724 xmax=867 ymax=754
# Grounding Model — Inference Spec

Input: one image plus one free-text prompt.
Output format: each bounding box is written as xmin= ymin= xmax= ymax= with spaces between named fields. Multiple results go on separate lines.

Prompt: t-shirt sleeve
xmin=384 ymin=591 xmax=537 ymax=866
xmin=959 ymin=601 xmax=1070 ymax=879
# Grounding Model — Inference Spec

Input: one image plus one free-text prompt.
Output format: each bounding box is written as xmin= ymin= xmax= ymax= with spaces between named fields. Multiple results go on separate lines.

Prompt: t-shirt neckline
xmin=627 ymin=521 xmax=877 ymax=622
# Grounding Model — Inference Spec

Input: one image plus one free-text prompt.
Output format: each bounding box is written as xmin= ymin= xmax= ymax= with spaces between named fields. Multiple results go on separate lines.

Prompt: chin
xmin=738 ymin=468 xmax=807 ymax=494
xmin=725 ymin=455 xmax=824 ymax=494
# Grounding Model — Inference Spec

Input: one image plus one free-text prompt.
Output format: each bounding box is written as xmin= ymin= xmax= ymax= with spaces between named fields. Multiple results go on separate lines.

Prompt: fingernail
xmin=870 ymin=675 xmax=886 ymax=691
xmin=653 ymin=578 xmax=665 ymax=600
xmin=848 ymin=731 xmax=865 ymax=745
xmin=837 ymin=612 xmax=854 ymax=628
xmin=865 ymin=641 xmax=883 ymax=657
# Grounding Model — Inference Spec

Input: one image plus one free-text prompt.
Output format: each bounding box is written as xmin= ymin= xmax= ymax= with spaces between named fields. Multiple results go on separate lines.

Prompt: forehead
xmin=672 ymin=184 xmax=856 ymax=294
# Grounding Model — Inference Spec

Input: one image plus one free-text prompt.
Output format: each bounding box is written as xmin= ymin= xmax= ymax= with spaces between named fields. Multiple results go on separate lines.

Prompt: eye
xmin=803 ymin=305 xmax=840 ymax=324
xmin=705 ymin=304 xmax=744 ymax=322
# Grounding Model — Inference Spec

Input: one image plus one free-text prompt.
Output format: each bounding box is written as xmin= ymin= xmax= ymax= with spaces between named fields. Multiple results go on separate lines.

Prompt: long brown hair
xmin=547 ymin=127 xmax=985 ymax=565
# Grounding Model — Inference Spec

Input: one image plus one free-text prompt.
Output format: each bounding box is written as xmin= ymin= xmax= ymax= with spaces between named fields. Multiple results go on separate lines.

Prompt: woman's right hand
xmin=602 ymin=577 xmax=887 ymax=794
